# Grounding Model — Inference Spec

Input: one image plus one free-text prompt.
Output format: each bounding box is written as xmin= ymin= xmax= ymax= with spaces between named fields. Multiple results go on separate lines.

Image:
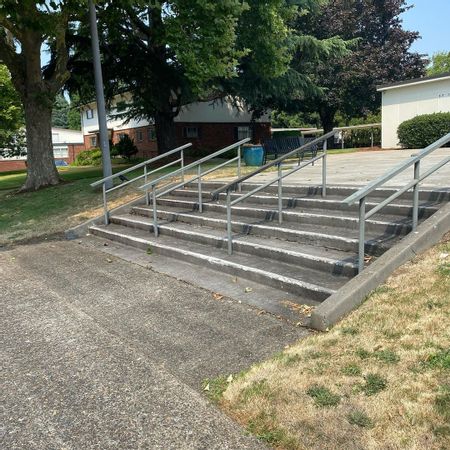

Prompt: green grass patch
xmin=361 ymin=373 xmax=387 ymax=396
xmin=347 ymin=409 xmax=373 ymax=428
xmin=341 ymin=326 xmax=359 ymax=336
xmin=424 ymin=349 xmax=450 ymax=370
xmin=240 ymin=379 xmax=273 ymax=403
xmin=355 ymin=348 xmax=371 ymax=359
xmin=202 ymin=376 xmax=229 ymax=404
xmin=373 ymin=349 xmax=400 ymax=365
xmin=306 ymin=384 xmax=341 ymax=407
xmin=247 ymin=411 xmax=296 ymax=448
xmin=341 ymin=363 xmax=362 ymax=377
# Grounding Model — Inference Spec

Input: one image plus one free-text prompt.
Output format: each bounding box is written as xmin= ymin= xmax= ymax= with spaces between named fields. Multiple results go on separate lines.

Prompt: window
xmin=136 ymin=130 xmax=144 ymax=142
xmin=90 ymin=136 xmax=97 ymax=147
xmin=147 ymin=127 xmax=156 ymax=141
xmin=86 ymin=109 xmax=94 ymax=119
xmin=183 ymin=126 xmax=199 ymax=139
xmin=117 ymin=133 xmax=126 ymax=141
xmin=53 ymin=146 xmax=69 ymax=158
xmin=236 ymin=126 xmax=252 ymax=141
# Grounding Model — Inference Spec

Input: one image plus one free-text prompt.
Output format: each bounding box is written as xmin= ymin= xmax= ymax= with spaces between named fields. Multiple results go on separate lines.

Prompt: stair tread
xmin=90 ymin=223 xmax=349 ymax=293
xmin=112 ymin=212 xmax=359 ymax=266
xmin=172 ymin=188 xmax=443 ymax=210
xmin=132 ymin=204 xmax=403 ymax=245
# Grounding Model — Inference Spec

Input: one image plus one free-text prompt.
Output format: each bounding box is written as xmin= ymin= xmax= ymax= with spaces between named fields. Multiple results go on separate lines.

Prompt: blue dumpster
xmin=243 ymin=146 xmax=264 ymax=166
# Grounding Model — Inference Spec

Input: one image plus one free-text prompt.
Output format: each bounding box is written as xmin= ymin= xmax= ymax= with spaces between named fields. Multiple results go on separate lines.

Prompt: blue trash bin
xmin=243 ymin=146 xmax=264 ymax=166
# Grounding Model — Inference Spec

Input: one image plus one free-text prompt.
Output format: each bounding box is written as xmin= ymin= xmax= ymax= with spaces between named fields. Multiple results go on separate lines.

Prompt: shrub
xmin=398 ymin=113 xmax=450 ymax=148
xmin=73 ymin=148 xmax=102 ymax=166
xmin=114 ymin=134 xmax=138 ymax=160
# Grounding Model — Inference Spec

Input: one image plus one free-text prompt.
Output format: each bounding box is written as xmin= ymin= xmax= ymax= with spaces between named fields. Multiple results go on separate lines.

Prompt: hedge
xmin=398 ymin=112 xmax=450 ymax=148
xmin=72 ymin=148 xmax=103 ymax=166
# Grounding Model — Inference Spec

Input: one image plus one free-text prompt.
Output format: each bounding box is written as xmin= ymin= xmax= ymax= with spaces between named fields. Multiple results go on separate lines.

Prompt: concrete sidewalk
xmin=247 ymin=148 xmax=450 ymax=187
xmin=1 ymin=241 xmax=305 ymax=449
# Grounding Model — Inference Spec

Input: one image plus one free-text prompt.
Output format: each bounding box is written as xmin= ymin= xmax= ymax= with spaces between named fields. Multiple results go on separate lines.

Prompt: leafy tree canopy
xmin=427 ymin=52 xmax=450 ymax=76
xmin=0 ymin=64 xmax=25 ymax=157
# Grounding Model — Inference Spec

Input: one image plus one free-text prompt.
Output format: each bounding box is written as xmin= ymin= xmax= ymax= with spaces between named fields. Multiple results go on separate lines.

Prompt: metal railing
xmin=91 ymin=143 xmax=192 ymax=224
xmin=343 ymin=132 xmax=450 ymax=273
xmin=211 ymin=131 xmax=338 ymax=255
xmin=138 ymin=138 xmax=251 ymax=237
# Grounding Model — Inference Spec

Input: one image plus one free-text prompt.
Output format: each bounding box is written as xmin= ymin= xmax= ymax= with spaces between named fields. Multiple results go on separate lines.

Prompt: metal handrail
xmin=216 ymin=131 xmax=338 ymax=255
xmin=91 ymin=142 xmax=192 ymax=224
xmin=343 ymin=131 xmax=450 ymax=273
xmin=137 ymin=138 xmax=251 ymax=237
xmin=211 ymin=130 xmax=336 ymax=197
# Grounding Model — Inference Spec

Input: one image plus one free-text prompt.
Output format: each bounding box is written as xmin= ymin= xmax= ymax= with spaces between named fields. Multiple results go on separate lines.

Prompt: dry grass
xmin=219 ymin=238 xmax=450 ymax=450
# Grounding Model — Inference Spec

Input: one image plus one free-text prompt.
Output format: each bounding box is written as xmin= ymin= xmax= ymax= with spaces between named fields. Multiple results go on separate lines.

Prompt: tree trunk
xmin=154 ymin=111 xmax=177 ymax=154
xmin=20 ymin=99 xmax=60 ymax=191
xmin=319 ymin=107 xmax=336 ymax=150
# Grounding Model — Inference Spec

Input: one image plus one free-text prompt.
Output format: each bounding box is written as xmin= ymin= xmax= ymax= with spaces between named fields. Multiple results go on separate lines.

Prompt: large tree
xmin=293 ymin=0 xmax=426 ymax=136
xmin=69 ymin=0 xmax=246 ymax=153
xmin=0 ymin=1 xmax=79 ymax=190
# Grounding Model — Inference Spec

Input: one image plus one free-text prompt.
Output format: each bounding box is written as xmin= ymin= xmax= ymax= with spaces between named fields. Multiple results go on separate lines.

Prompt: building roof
xmin=377 ymin=72 xmax=450 ymax=92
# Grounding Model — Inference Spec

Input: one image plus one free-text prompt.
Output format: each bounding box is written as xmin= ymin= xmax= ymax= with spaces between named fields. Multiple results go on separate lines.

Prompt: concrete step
xmin=89 ymin=223 xmax=346 ymax=302
xmin=190 ymin=181 xmax=450 ymax=203
xmin=132 ymin=205 xmax=397 ymax=255
xmin=110 ymin=213 xmax=359 ymax=277
xmin=171 ymin=188 xmax=439 ymax=219
xmin=154 ymin=195 xmax=412 ymax=236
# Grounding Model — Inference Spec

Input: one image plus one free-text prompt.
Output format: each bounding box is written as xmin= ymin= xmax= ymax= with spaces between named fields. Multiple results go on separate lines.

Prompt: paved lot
xmin=250 ymin=148 xmax=450 ymax=187
xmin=1 ymin=241 xmax=306 ymax=449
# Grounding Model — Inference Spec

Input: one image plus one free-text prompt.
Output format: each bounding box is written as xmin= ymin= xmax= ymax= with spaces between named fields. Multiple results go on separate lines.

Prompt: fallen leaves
xmin=244 ymin=287 xmax=253 ymax=293
xmin=281 ymin=300 xmax=315 ymax=317
xmin=212 ymin=292 xmax=224 ymax=301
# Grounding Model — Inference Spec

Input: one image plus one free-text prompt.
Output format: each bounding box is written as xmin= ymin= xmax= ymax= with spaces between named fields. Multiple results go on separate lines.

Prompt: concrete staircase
xmin=89 ymin=181 xmax=449 ymax=313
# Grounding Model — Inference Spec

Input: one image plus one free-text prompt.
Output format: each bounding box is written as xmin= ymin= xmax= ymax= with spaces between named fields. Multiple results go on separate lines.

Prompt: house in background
xmin=0 ymin=127 xmax=85 ymax=173
xmin=81 ymin=94 xmax=271 ymax=158
xmin=378 ymin=73 xmax=450 ymax=149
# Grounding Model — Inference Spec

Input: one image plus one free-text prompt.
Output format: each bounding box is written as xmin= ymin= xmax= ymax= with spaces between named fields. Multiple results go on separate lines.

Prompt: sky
xmin=402 ymin=0 xmax=450 ymax=56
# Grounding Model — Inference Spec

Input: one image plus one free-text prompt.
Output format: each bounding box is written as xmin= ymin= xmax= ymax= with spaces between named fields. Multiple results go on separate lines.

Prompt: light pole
xmin=88 ymin=0 xmax=113 ymax=189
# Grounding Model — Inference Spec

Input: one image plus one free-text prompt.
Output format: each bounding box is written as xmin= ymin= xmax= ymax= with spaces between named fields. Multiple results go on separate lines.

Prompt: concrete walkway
xmin=1 ymin=241 xmax=305 ymax=449
xmin=249 ymin=148 xmax=450 ymax=187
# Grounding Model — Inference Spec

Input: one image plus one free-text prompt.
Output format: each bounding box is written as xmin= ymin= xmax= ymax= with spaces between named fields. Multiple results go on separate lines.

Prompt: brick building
xmin=81 ymin=94 xmax=271 ymax=158
xmin=0 ymin=127 xmax=85 ymax=173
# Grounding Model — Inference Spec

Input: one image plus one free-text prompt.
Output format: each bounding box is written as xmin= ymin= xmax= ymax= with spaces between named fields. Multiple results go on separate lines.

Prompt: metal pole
xmin=322 ymin=140 xmax=327 ymax=197
xmin=102 ymin=183 xmax=109 ymax=225
xmin=237 ymin=146 xmax=242 ymax=192
xmin=412 ymin=160 xmax=420 ymax=230
xmin=278 ymin=164 xmax=283 ymax=224
xmin=181 ymin=149 xmax=185 ymax=185
xmin=227 ymin=189 xmax=232 ymax=255
xmin=88 ymin=0 xmax=113 ymax=190
xmin=152 ymin=187 xmax=158 ymax=237
xmin=198 ymin=164 xmax=203 ymax=213
xmin=358 ymin=197 xmax=366 ymax=273
xmin=144 ymin=165 xmax=149 ymax=206
xmin=371 ymin=129 xmax=374 ymax=148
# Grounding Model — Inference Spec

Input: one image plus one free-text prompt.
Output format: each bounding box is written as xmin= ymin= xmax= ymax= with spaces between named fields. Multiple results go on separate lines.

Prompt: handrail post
xmin=198 ymin=164 xmax=203 ymax=213
xmin=412 ymin=160 xmax=420 ymax=230
xmin=237 ymin=145 xmax=242 ymax=192
xmin=144 ymin=164 xmax=150 ymax=206
xmin=278 ymin=163 xmax=283 ymax=224
xmin=358 ymin=197 xmax=366 ymax=273
xmin=102 ymin=183 xmax=109 ymax=225
xmin=181 ymin=148 xmax=185 ymax=185
xmin=226 ymin=189 xmax=233 ymax=255
xmin=322 ymin=140 xmax=327 ymax=197
xmin=152 ymin=186 xmax=158 ymax=237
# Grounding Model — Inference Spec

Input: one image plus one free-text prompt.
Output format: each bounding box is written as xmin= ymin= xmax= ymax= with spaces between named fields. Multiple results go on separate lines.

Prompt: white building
xmin=378 ymin=73 xmax=450 ymax=148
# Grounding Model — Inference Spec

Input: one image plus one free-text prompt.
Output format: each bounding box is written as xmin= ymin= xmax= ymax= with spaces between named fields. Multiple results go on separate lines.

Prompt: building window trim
xmin=183 ymin=126 xmax=200 ymax=139
xmin=86 ymin=109 xmax=94 ymax=120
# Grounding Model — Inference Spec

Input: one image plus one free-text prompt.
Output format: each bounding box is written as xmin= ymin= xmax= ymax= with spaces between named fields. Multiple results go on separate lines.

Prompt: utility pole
xmin=88 ymin=0 xmax=113 ymax=189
